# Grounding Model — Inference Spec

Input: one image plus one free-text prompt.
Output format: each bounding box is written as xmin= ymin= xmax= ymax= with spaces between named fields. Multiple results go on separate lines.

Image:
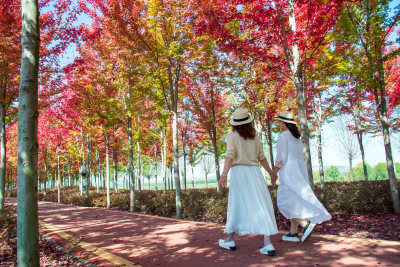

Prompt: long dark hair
xmin=285 ymin=122 xmax=301 ymax=139
xmin=232 ymin=123 xmax=256 ymax=140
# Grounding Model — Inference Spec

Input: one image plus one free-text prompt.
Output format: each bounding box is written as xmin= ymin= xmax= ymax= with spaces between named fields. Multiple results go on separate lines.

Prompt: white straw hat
xmin=277 ymin=111 xmax=297 ymax=124
xmin=229 ymin=109 xmax=255 ymax=126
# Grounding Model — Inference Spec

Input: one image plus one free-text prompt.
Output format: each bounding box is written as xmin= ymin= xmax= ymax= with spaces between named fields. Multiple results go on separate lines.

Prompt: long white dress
xmin=275 ymin=130 xmax=331 ymax=224
xmin=224 ymin=132 xmax=278 ymax=236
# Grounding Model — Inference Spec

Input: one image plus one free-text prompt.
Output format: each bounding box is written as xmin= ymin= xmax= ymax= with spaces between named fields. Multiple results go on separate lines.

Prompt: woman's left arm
xmin=219 ymin=157 xmax=233 ymax=188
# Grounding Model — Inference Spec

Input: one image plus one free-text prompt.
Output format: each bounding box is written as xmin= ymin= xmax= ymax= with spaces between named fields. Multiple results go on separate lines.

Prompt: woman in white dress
xmin=272 ymin=111 xmax=331 ymax=243
xmin=218 ymin=108 xmax=278 ymax=256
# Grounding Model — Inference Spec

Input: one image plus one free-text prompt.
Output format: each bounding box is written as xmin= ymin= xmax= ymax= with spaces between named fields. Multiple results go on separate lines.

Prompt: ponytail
xmin=285 ymin=123 xmax=300 ymax=139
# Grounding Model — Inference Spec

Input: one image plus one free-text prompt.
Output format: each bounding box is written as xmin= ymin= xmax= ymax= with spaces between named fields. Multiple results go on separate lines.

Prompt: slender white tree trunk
xmin=86 ymin=134 xmax=90 ymax=197
xmin=162 ymin=127 xmax=167 ymax=193
xmin=372 ymin=53 xmax=399 ymax=214
xmin=57 ymin=152 xmax=61 ymax=202
xmin=313 ymin=96 xmax=325 ymax=188
xmin=316 ymin=123 xmax=324 ymax=188
xmin=191 ymin=164 xmax=195 ymax=189
xmin=172 ymin=111 xmax=182 ymax=218
xmin=43 ymin=151 xmax=47 ymax=197
xmin=0 ymin=65 xmax=6 ymax=212
xmin=154 ymin=147 xmax=158 ymax=190
xmin=105 ymin=136 xmax=111 ymax=209
xmin=68 ymin=155 xmax=71 ymax=186
xmin=96 ymin=150 xmax=100 ymax=193
xmin=113 ymin=148 xmax=118 ymax=193
xmin=127 ymin=116 xmax=135 ymax=212
xmin=279 ymin=0 xmax=314 ymax=188
xmin=348 ymin=156 xmax=354 ymax=181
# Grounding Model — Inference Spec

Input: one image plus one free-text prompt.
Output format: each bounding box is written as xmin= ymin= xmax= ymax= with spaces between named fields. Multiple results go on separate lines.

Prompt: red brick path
xmin=6 ymin=198 xmax=400 ymax=267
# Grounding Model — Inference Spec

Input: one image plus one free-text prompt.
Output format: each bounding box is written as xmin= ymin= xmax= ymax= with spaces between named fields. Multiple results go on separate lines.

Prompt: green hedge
xmin=7 ymin=180 xmax=400 ymax=222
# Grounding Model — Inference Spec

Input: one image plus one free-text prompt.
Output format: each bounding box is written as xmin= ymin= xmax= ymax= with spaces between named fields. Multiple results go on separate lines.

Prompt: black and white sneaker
xmin=260 ymin=244 xmax=275 ymax=256
xmin=218 ymin=239 xmax=236 ymax=250
xmin=301 ymin=221 xmax=316 ymax=242
xmin=282 ymin=233 xmax=300 ymax=242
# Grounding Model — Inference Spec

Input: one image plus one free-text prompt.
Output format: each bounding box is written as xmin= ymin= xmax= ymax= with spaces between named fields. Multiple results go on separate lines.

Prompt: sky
xmin=314 ymin=123 xmax=399 ymax=169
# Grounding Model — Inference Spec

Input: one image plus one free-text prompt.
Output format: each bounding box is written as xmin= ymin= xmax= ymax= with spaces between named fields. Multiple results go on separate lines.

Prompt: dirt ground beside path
xmin=6 ymin=198 xmax=400 ymax=267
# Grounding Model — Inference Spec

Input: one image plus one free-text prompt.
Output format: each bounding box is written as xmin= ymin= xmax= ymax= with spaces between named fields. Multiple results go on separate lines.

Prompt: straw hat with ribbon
xmin=276 ymin=111 xmax=297 ymax=124
xmin=229 ymin=109 xmax=255 ymax=126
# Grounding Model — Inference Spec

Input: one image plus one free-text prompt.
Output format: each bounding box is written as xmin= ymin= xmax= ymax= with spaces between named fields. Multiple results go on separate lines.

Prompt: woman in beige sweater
xmin=218 ymin=109 xmax=278 ymax=256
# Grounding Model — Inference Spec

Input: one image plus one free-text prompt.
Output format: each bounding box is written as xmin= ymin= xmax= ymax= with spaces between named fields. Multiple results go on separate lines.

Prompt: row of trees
xmin=1 ymin=0 xmax=400 ymax=265
xmin=324 ymin=163 xmax=400 ymax=182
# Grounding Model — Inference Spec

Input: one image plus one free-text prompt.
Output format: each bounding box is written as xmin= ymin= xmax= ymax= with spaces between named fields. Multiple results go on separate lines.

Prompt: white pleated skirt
xmin=224 ymin=165 xmax=278 ymax=236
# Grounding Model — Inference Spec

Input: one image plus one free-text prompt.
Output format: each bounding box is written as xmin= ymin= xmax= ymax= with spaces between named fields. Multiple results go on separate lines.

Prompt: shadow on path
xmin=6 ymin=198 xmax=400 ymax=267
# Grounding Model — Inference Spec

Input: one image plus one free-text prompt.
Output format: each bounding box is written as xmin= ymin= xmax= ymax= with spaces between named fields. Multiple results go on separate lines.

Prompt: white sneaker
xmin=282 ymin=233 xmax=300 ymax=242
xmin=301 ymin=221 xmax=316 ymax=242
xmin=218 ymin=239 xmax=236 ymax=250
xmin=260 ymin=244 xmax=275 ymax=256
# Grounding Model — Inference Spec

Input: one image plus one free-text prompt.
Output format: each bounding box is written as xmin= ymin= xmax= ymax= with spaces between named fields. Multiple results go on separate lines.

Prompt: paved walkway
xmin=6 ymin=198 xmax=400 ymax=266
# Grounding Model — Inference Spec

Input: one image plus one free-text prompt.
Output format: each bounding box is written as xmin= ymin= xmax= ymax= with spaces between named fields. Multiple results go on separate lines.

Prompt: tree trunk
xmin=170 ymin=166 xmax=173 ymax=190
xmin=101 ymin=170 xmax=106 ymax=189
xmin=348 ymin=156 xmax=353 ymax=181
xmin=167 ymin=166 xmax=170 ymax=190
xmin=43 ymin=151 xmax=47 ymax=197
xmin=127 ymin=116 xmax=135 ymax=212
xmin=280 ymin=0 xmax=314 ymax=188
xmin=80 ymin=131 xmax=84 ymax=196
xmin=212 ymin=138 xmax=221 ymax=192
xmin=136 ymin=141 xmax=141 ymax=192
xmin=96 ymin=150 xmax=100 ymax=193
xmin=79 ymin=163 xmax=83 ymax=196
xmin=266 ymin=123 xmax=274 ymax=168
xmin=137 ymin=156 xmax=141 ymax=192
xmin=349 ymin=95 xmax=369 ymax=181
xmin=183 ymin=144 xmax=187 ymax=190
xmin=162 ymin=127 xmax=167 ymax=193
xmin=57 ymin=152 xmax=61 ymax=203
xmin=37 ymin=171 xmax=40 ymax=191
xmin=140 ymin=156 xmax=144 ymax=191
xmin=191 ymin=163 xmax=195 ymax=189
xmin=6 ymin=169 xmax=9 ymax=192
xmin=356 ymin=133 xmax=368 ymax=181
xmin=167 ymin=165 xmax=170 ymax=190
xmin=170 ymin=165 xmax=174 ymax=190
xmin=154 ymin=147 xmax=158 ymax=190
xmin=372 ymin=54 xmax=400 ymax=214
xmin=315 ymin=118 xmax=325 ymax=189
xmin=112 ymin=147 xmax=118 ymax=193
xmin=62 ymin=164 xmax=65 ymax=186
xmin=210 ymin=87 xmax=221 ymax=193
xmin=17 ymin=0 xmax=40 ymax=264
xmin=52 ymin=169 xmax=55 ymax=188
xmin=378 ymin=111 xmax=399 ymax=213
xmin=0 ymin=63 xmax=6 ymax=212
xmin=68 ymin=155 xmax=71 ymax=186
xmin=0 ymin=86 xmax=6 ymax=213
xmin=85 ymin=134 xmax=90 ymax=197
xmin=105 ymin=135 xmax=111 ymax=209
xmin=296 ymin=80 xmax=314 ymax=188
